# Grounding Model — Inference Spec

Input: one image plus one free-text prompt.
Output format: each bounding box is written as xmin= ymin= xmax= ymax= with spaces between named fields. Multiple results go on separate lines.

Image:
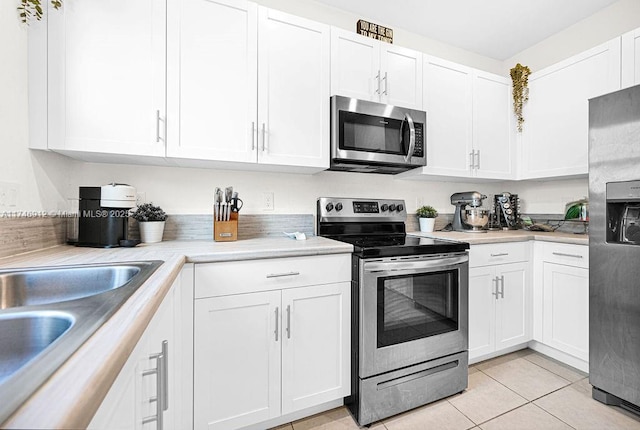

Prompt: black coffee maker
xmin=77 ymin=183 xmax=138 ymax=248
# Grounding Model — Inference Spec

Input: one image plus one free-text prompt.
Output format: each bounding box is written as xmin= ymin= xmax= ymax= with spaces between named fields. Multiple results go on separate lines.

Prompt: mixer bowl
xmin=464 ymin=208 xmax=489 ymax=229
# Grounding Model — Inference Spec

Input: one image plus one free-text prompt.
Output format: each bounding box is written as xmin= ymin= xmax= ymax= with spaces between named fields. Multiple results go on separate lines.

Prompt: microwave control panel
xmin=412 ymin=123 xmax=424 ymax=157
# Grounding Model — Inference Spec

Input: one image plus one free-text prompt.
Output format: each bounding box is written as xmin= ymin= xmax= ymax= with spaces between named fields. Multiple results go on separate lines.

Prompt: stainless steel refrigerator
xmin=589 ymin=84 xmax=640 ymax=412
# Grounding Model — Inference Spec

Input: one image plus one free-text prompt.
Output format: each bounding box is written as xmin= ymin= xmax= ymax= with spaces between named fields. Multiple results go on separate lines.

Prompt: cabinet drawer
xmin=469 ymin=242 xmax=530 ymax=267
xmin=195 ymin=254 xmax=351 ymax=298
xmin=541 ymin=243 xmax=589 ymax=268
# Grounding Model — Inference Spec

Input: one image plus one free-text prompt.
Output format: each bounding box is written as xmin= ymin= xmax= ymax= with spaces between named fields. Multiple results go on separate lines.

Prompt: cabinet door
xmin=48 ymin=0 xmax=166 ymax=157
xmin=473 ymin=71 xmax=514 ymax=179
xmin=330 ymin=28 xmax=380 ymax=101
xmin=521 ymin=38 xmax=620 ymax=179
xmin=380 ymin=44 xmax=423 ymax=109
xmin=622 ymin=28 xmax=640 ymax=89
xmin=281 ymin=282 xmax=351 ymax=415
xmin=495 ymin=263 xmax=530 ymax=351
xmin=89 ymin=281 xmax=177 ymax=430
xmin=194 ymin=291 xmax=281 ymax=430
xmin=543 ymin=263 xmax=589 ymax=361
xmin=257 ymin=8 xmax=330 ymax=169
xmin=468 ymin=267 xmax=496 ymax=360
xmin=422 ymin=56 xmax=473 ymax=176
xmin=166 ymin=0 xmax=257 ymax=162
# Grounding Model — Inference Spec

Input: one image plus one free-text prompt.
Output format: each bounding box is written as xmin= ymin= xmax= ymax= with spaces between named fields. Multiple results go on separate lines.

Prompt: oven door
xmin=359 ymin=252 xmax=468 ymax=378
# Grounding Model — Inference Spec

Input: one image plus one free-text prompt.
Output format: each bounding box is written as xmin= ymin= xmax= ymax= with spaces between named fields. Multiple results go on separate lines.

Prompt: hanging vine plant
xmin=510 ymin=63 xmax=531 ymax=132
xmin=18 ymin=0 xmax=62 ymax=25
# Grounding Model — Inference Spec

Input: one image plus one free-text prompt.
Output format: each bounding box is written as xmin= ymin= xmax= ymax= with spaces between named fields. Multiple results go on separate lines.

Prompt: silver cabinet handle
xmin=375 ymin=70 xmax=381 ymax=95
xmin=490 ymin=253 xmax=509 ymax=257
xmin=492 ymin=277 xmax=499 ymax=299
xmin=382 ymin=71 xmax=388 ymax=95
xmin=251 ymin=121 xmax=256 ymax=151
xmin=261 ymin=123 xmax=267 ymax=152
xmin=275 ymin=307 xmax=279 ymax=341
xmin=475 ymin=150 xmax=481 ymax=170
xmin=266 ymin=271 xmax=300 ymax=278
xmin=142 ymin=340 xmax=168 ymax=429
xmin=469 ymin=152 xmax=474 ymax=170
xmin=552 ymin=252 xmax=583 ymax=259
xmin=286 ymin=305 xmax=291 ymax=339
xmin=499 ymin=275 xmax=505 ymax=299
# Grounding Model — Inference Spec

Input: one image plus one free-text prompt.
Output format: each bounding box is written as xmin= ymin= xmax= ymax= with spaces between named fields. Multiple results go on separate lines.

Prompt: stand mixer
xmin=451 ymin=191 xmax=489 ymax=233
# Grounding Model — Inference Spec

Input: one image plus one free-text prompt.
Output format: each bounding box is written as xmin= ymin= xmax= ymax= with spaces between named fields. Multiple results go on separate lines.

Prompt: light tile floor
xmin=272 ymin=349 xmax=640 ymax=430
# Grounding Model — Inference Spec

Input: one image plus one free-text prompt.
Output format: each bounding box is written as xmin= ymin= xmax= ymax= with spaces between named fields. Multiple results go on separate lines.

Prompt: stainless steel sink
xmin=0 ymin=265 xmax=142 ymax=308
xmin=0 ymin=260 xmax=163 ymax=425
xmin=0 ymin=312 xmax=74 ymax=384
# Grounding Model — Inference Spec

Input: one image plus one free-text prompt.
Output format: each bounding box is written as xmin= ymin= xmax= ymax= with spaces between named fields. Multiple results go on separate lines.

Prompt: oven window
xmin=377 ymin=269 xmax=459 ymax=348
xmin=340 ymin=111 xmax=406 ymax=155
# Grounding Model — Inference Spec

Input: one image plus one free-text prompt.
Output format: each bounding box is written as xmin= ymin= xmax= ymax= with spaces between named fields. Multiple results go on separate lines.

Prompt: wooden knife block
xmin=213 ymin=212 xmax=238 ymax=242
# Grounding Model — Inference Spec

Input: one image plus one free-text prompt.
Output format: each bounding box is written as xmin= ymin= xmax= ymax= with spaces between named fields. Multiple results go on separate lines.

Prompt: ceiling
xmin=312 ymin=0 xmax=620 ymax=60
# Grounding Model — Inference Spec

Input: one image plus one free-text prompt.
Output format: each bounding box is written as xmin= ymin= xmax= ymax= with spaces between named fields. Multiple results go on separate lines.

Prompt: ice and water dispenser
xmin=606 ymin=180 xmax=640 ymax=244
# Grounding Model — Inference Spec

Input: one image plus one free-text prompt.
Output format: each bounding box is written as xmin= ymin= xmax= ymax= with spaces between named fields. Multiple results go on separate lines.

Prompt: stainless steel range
xmin=317 ymin=197 xmax=470 ymax=425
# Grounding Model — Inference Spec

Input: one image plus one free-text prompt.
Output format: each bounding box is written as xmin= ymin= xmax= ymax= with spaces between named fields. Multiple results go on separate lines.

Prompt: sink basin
xmin=0 ymin=260 xmax=162 ymax=425
xmin=0 ymin=312 xmax=74 ymax=384
xmin=0 ymin=265 xmax=142 ymax=309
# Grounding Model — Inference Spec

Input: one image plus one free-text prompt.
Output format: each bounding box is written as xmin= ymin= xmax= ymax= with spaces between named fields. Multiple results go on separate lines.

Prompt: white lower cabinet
xmin=533 ymin=242 xmax=589 ymax=367
xmin=468 ymin=243 xmax=531 ymax=362
xmin=193 ymin=255 xmax=351 ymax=430
xmin=89 ymin=277 xmax=180 ymax=430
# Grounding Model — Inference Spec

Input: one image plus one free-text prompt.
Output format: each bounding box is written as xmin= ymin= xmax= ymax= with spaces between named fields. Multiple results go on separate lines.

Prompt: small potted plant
xmin=416 ymin=205 xmax=438 ymax=232
xmin=131 ymin=203 xmax=167 ymax=243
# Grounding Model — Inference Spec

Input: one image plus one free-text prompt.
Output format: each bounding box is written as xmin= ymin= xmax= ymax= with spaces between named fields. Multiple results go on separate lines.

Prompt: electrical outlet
xmin=416 ymin=197 xmax=424 ymax=208
xmin=136 ymin=192 xmax=146 ymax=206
xmin=263 ymin=192 xmax=274 ymax=211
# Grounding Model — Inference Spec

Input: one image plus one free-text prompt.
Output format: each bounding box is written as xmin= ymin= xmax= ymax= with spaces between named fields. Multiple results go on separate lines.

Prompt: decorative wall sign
xmin=357 ymin=20 xmax=393 ymax=44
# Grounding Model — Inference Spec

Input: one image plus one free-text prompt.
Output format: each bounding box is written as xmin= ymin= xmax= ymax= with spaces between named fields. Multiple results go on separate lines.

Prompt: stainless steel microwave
xmin=330 ymin=95 xmax=426 ymax=174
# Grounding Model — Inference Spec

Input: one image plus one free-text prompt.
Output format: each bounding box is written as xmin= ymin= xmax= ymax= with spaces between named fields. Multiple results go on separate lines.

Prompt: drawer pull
xmin=552 ymin=252 xmax=583 ymax=259
xmin=275 ymin=307 xmax=279 ymax=341
xmin=266 ymin=271 xmax=300 ymax=279
xmin=490 ymin=253 xmax=509 ymax=257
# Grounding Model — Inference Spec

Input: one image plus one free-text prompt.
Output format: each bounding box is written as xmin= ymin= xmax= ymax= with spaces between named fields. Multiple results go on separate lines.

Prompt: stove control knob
xmin=335 ymin=203 xmax=343 ymax=212
xmin=397 ymin=204 xmax=404 ymax=212
xmin=389 ymin=204 xmax=397 ymax=212
xmin=381 ymin=204 xmax=389 ymax=211
xmin=325 ymin=203 xmax=334 ymax=212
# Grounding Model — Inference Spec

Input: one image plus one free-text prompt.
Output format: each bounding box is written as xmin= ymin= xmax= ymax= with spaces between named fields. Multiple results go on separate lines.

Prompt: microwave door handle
xmin=403 ymin=113 xmax=416 ymax=163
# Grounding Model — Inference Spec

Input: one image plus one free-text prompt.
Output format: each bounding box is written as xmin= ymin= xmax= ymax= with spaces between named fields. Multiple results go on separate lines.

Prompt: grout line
xmin=529 ymin=402 xmax=578 ymax=430
xmin=522 ymin=353 xmax=586 ymax=382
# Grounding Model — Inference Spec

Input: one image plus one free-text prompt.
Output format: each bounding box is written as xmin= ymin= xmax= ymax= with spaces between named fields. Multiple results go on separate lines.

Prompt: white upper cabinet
xmin=473 ymin=71 xmax=515 ymax=179
xmin=400 ymin=57 xmax=513 ymax=181
xmin=519 ymin=38 xmax=621 ymax=179
xmin=330 ymin=28 xmax=422 ymax=109
xmin=421 ymin=56 xmax=473 ymax=177
xmin=622 ymin=28 xmax=640 ymax=88
xmin=167 ymin=2 xmax=329 ymax=171
xmin=46 ymin=0 xmax=167 ymax=158
xmin=166 ymin=0 xmax=258 ymax=163
xmin=257 ymin=8 xmax=330 ymax=169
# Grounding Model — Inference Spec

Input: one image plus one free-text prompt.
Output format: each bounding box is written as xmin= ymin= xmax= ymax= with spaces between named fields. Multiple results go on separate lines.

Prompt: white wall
xmin=503 ymin=0 xmax=640 ymax=73
xmin=0 ymin=2 xmax=73 ymax=213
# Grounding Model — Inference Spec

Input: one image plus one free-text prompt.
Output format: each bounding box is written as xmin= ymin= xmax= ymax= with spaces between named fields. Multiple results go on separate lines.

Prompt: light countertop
xmin=408 ymin=229 xmax=589 ymax=246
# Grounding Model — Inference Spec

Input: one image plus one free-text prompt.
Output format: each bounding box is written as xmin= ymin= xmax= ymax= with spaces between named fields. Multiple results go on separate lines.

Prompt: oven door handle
xmin=364 ymin=255 xmax=468 ymax=273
